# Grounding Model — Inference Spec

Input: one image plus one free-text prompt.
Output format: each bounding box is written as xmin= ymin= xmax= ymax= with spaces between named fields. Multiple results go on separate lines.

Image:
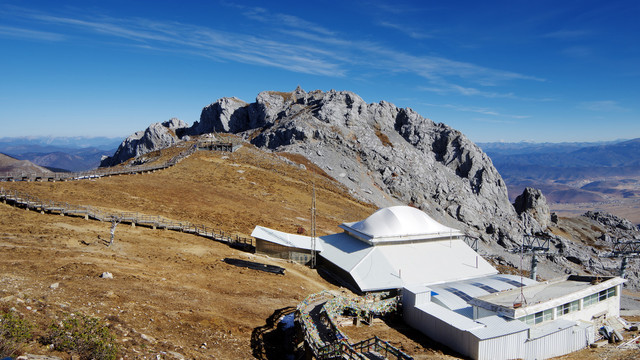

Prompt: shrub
xmin=0 ymin=310 xmax=33 ymax=357
xmin=45 ymin=313 xmax=117 ymax=360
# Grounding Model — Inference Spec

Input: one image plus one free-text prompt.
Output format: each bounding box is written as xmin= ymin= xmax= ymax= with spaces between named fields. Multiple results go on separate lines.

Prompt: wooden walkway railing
xmin=0 ymin=187 xmax=254 ymax=252
xmin=0 ymin=143 xmax=197 ymax=182
xmin=0 ymin=139 xmax=240 ymax=183
xmin=296 ymin=291 xmax=411 ymax=360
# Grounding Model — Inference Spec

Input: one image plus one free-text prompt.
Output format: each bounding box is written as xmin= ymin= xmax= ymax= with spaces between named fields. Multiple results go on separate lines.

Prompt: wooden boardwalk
xmin=0 ymin=140 xmax=240 ymax=183
xmin=296 ymin=292 xmax=411 ymax=360
xmin=0 ymin=187 xmax=254 ymax=251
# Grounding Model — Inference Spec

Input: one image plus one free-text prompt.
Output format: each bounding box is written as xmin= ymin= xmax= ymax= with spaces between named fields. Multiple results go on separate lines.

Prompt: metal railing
xmin=350 ymin=336 xmax=412 ymax=360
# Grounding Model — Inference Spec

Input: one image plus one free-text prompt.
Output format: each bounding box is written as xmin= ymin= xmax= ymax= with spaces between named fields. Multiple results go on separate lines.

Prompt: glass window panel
xmin=570 ymin=300 xmax=580 ymax=312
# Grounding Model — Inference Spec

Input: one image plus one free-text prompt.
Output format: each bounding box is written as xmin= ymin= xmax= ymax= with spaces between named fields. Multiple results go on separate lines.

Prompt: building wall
xmin=317 ymin=255 xmax=362 ymax=293
xmin=475 ymin=307 xmax=495 ymax=319
xmin=561 ymin=287 xmax=621 ymax=322
xmin=255 ymin=239 xmax=312 ymax=265
xmin=404 ymin=305 xmax=475 ymax=358
xmin=523 ymin=323 xmax=593 ymax=360
xmin=476 ymin=332 xmax=527 ymax=360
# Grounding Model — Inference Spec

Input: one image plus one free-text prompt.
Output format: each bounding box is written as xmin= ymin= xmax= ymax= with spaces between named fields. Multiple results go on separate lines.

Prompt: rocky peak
xmin=100 ymin=118 xmax=189 ymax=167
xmin=513 ymin=187 xmax=551 ymax=231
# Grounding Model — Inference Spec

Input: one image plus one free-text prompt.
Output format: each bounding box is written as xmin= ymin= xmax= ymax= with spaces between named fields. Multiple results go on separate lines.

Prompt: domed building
xmin=320 ymin=206 xmax=497 ymax=292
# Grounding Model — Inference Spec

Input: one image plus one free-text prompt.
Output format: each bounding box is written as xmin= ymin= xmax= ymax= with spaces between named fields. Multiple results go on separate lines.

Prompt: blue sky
xmin=1 ymin=0 xmax=638 ymax=142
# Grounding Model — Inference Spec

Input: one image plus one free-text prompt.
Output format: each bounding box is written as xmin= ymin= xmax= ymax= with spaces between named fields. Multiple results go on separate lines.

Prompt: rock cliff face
xmin=100 ymin=118 xmax=188 ymax=167
xmin=194 ymin=88 xmax=524 ymax=244
xmin=513 ymin=187 xmax=551 ymax=231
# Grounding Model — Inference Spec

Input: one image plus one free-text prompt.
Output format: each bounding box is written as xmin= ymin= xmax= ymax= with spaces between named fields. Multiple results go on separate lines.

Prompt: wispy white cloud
xmin=579 ymin=100 xmax=629 ymax=112
xmin=379 ymin=21 xmax=434 ymax=39
xmin=418 ymin=84 xmax=555 ymax=102
xmin=562 ymin=46 xmax=593 ymax=58
xmin=543 ymin=29 xmax=591 ymax=40
xmin=370 ymin=1 xmax=426 ymax=15
xmin=0 ymin=25 xmax=65 ymax=41
xmin=238 ymin=6 xmax=336 ymax=36
xmin=2 ymin=5 xmax=542 ymax=92
xmin=423 ymin=103 xmax=530 ymax=119
xmin=470 ymin=117 xmax=518 ymax=125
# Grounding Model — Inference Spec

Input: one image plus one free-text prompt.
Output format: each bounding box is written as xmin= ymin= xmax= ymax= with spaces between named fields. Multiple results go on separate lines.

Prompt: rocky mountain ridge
xmin=104 ymin=88 xmax=529 ymax=245
xmin=101 ymin=88 xmax=640 ymax=288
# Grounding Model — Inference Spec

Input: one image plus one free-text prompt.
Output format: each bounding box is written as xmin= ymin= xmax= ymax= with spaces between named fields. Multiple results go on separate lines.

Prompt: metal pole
xmin=530 ymin=252 xmax=538 ymax=281
xmin=311 ymin=183 xmax=317 ymax=269
xmin=620 ymin=257 xmax=628 ymax=279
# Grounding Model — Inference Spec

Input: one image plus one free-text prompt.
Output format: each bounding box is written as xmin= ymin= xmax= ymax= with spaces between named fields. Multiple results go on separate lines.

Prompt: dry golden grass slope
xmin=0 ymin=144 xmax=380 ymax=359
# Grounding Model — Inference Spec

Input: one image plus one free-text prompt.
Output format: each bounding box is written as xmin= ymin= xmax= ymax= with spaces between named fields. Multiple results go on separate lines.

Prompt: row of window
xmin=584 ymin=287 xmax=616 ymax=307
xmin=518 ymin=286 xmax=617 ymax=326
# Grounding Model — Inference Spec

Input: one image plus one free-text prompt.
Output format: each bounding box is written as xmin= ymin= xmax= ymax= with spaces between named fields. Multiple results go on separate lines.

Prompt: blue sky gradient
xmin=1 ymin=0 xmax=638 ymax=142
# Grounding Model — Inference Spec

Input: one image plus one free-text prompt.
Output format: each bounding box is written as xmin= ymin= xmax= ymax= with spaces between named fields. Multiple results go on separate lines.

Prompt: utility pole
xmin=310 ymin=183 xmax=317 ymax=269
xmin=609 ymin=240 xmax=640 ymax=279
xmin=512 ymin=234 xmax=551 ymax=281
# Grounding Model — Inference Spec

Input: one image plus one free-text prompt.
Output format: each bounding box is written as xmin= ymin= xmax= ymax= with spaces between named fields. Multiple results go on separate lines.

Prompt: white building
xmin=252 ymin=205 xmax=626 ymax=359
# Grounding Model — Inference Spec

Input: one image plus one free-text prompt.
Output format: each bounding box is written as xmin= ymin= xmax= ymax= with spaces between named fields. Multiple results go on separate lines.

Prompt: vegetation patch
xmin=44 ymin=313 xmax=118 ymax=360
xmin=374 ymin=124 xmax=393 ymax=147
xmin=0 ymin=310 xmax=33 ymax=358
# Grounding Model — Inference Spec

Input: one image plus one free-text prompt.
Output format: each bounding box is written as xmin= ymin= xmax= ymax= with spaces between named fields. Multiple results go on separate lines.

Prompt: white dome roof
xmin=340 ymin=206 xmax=461 ymax=244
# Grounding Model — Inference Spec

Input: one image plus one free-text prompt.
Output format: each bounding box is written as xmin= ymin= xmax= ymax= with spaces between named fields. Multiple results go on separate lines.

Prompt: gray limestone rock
xmin=100 ymin=118 xmax=188 ymax=167
xmin=583 ymin=211 xmax=637 ymax=232
xmin=513 ymin=187 xmax=551 ymax=231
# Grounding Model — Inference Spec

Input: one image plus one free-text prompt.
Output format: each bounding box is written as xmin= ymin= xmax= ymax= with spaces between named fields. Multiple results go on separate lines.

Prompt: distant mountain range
xmin=478 ymin=139 xmax=640 ymax=213
xmin=0 ymin=136 xmax=120 ymax=171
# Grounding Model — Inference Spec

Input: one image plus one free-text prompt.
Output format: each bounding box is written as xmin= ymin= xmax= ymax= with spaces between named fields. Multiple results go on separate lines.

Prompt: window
xmin=584 ymin=293 xmax=599 ymax=307
xmin=557 ymin=303 xmax=569 ymax=316
xmin=557 ymin=300 xmax=580 ymax=316
xmin=584 ymin=286 xmax=617 ymax=308
xmin=519 ymin=309 xmax=554 ymax=325
xmin=521 ymin=314 xmax=535 ymax=325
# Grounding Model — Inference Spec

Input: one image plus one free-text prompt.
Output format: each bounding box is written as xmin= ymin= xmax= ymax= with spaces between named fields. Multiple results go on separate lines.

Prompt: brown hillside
xmin=0 ymin=144 xmax=381 ymax=359
xmin=0 ymin=153 xmax=52 ymax=174
xmin=3 ymin=144 xmax=376 ymax=236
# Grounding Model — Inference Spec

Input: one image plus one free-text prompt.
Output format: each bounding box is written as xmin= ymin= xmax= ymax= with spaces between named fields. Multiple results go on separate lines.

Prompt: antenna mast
xmin=310 ymin=183 xmax=317 ymax=269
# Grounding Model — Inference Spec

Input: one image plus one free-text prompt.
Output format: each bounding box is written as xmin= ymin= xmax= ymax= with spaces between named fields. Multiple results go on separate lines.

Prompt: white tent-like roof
xmin=339 ymin=206 xmax=463 ymax=245
xmin=319 ymin=231 xmax=497 ymax=292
